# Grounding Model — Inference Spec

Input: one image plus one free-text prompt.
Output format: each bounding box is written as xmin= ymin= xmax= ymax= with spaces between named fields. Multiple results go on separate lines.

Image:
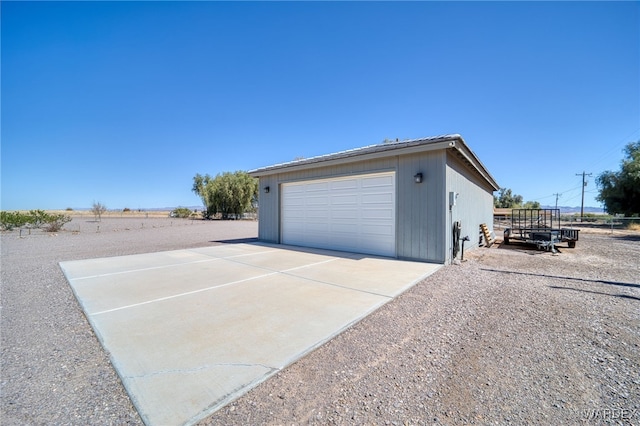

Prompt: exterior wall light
xmin=264 ymin=186 xmax=270 ymax=193
xmin=414 ymin=173 xmax=423 ymax=183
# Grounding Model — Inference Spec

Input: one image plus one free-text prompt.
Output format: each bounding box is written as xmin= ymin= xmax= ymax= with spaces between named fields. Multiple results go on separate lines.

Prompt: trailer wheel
xmin=568 ymin=241 xmax=576 ymax=248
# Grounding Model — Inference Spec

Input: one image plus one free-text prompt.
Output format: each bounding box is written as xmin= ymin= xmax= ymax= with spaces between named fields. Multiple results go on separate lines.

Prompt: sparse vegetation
xmin=170 ymin=207 xmax=193 ymax=218
xmin=123 ymin=207 xmax=131 ymax=212
xmin=0 ymin=210 xmax=72 ymax=232
xmin=0 ymin=211 xmax=29 ymax=230
xmin=41 ymin=213 xmax=72 ymax=232
xmin=28 ymin=210 xmax=49 ymax=228
xmin=91 ymin=201 xmax=107 ymax=222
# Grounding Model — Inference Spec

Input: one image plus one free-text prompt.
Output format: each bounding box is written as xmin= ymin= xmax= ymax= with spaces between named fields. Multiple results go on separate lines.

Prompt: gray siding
xmin=257 ymin=174 xmax=279 ymax=242
xmin=396 ymin=151 xmax=447 ymax=263
xmin=445 ymin=152 xmax=495 ymax=263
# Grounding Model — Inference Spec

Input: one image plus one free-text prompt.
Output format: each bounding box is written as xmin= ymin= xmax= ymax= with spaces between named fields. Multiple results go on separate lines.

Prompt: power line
xmin=530 ymin=184 xmax=582 ymax=202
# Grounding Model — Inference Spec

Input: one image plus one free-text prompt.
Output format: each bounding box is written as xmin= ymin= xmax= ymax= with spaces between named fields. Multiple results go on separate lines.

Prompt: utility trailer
xmin=503 ymin=209 xmax=579 ymax=252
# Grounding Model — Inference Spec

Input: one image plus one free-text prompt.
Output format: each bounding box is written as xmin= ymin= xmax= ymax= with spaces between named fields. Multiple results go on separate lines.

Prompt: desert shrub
xmin=28 ymin=210 xmax=50 ymax=228
xmin=123 ymin=207 xmax=131 ymax=212
xmin=65 ymin=207 xmax=74 ymax=211
xmin=170 ymin=207 xmax=193 ymax=218
xmin=1 ymin=211 xmax=30 ymax=230
xmin=0 ymin=210 xmax=72 ymax=232
xmin=42 ymin=213 xmax=72 ymax=232
xmin=579 ymin=213 xmax=601 ymax=223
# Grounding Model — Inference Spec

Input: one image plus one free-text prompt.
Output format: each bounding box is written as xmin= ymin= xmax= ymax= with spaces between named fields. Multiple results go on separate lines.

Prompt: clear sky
xmin=2 ymin=1 xmax=638 ymax=211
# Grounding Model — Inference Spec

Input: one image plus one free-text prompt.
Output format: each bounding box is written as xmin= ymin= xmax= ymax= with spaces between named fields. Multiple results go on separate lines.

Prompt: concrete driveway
xmin=60 ymin=242 xmax=440 ymax=426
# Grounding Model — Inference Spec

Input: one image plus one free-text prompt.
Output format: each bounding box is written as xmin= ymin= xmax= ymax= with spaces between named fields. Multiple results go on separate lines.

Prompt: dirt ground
xmin=1 ymin=220 xmax=639 ymax=425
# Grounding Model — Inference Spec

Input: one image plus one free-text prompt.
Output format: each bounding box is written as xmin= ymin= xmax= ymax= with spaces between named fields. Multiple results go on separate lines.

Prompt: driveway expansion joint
xmin=124 ymin=363 xmax=278 ymax=380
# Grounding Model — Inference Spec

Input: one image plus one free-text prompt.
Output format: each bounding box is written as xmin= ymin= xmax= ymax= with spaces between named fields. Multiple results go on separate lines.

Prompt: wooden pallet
xmin=480 ymin=223 xmax=495 ymax=247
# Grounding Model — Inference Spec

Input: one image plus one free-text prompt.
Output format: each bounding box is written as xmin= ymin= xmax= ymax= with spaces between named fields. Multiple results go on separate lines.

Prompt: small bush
xmin=1 ymin=210 xmax=72 ymax=232
xmin=1 ymin=211 xmax=29 ymax=230
xmin=123 ymin=207 xmax=131 ymax=212
xmin=170 ymin=207 xmax=193 ymax=218
xmin=28 ymin=210 xmax=49 ymax=228
xmin=42 ymin=213 xmax=72 ymax=232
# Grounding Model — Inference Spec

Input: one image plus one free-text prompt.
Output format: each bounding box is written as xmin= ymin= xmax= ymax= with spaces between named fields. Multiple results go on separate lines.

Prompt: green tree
xmin=493 ymin=188 xmax=524 ymax=208
xmin=523 ymin=200 xmax=541 ymax=209
xmin=596 ymin=141 xmax=640 ymax=215
xmin=192 ymin=173 xmax=214 ymax=218
xmin=192 ymin=171 xmax=258 ymax=219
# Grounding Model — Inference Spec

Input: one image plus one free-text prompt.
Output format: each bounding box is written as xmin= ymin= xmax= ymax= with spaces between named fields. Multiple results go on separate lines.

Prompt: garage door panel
xmin=330 ymin=178 xmax=359 ymax=190
xmin=306 ymin=182 xmax=329 ymax=192
xmin=361 ymin=193 xmax=394 ymax=204
xmin=283 ymin=209 xmax=306 ymax=218
xmin=361 ymin=208 xmax=394 ymax=220
xmin=306 ymin=195 xmax=329 ymax=205
xmin=330 ymin=223 xmax=359 ymax=233
xmin=330 ymin=195 xmax=358 ymax=205
xmin=362 ymin=223 xmax=394 ymax=235
xmin=362 ymin=175 xmax=393 ymax=187
xmin=331 ymin=209 xmax=359 ymax=220
xmin=307 ymin=211 xmax=329 ymax=220
xmin=282 ymin=172 xmax=396 ymax=257
xmin=284 ymin=198 xmax=305 ymax=206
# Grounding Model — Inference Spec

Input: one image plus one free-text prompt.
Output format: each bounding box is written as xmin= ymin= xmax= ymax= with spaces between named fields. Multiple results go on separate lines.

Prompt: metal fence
xmin=493 ymin=215 xmax=639 ymax=234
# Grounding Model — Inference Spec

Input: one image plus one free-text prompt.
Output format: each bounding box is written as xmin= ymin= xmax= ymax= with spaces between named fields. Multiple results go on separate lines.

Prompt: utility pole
xmin=576 ymin=171 xmax=593 ymax=221
xmin=553 ymin=193 xmax=561 ymax=210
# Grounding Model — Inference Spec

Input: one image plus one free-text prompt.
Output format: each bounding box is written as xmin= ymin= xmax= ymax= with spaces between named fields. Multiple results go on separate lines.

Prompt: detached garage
xmin=249 ymin=134 xmax=499 ymax=264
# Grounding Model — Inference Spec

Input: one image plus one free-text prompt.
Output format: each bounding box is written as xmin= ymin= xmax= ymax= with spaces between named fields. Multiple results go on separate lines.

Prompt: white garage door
xmin=281 ymin=172 xmax=396 ymax=257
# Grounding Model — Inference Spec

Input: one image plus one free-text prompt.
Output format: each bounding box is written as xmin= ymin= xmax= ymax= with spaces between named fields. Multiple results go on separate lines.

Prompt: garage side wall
xmin=397 ymin=151 xmax=447 ymax=263
xmin=445 ymin=153 xmax=496 ymax=263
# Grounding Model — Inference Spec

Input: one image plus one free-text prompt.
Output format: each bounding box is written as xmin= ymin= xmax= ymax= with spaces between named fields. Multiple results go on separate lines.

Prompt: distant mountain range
xmin=70 ymin=206 xmax=203 ymax=212
xmin=71 ymin=205 xmax=605 ymax=214
xmin=141 ymin=206 xmax=203 ymax=212
xmin=541 ymin=205 xmax=604 ymax=214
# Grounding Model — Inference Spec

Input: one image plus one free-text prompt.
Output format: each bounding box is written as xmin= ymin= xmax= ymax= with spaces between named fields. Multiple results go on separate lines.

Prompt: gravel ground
xmin=2 ymin=218 xmax=639 ymax=425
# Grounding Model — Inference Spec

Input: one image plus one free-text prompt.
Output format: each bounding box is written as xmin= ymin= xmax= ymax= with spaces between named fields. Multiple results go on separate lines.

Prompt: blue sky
xmin=2 ymin=1 xmax=638 ymax=211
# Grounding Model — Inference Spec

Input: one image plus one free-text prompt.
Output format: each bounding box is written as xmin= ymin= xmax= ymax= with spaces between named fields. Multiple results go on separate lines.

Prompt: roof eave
xmin=449 ymin=138 xmax=500 ymax=191
xmin=248 ymin=136 xmax=459 ymax=177
xmin=248 ymin=134 xmax=500 ymax=192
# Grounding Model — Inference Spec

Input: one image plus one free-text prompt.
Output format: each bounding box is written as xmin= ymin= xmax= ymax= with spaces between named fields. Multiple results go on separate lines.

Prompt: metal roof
xmin=248 ymin=133 xmax=499 ymax=190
